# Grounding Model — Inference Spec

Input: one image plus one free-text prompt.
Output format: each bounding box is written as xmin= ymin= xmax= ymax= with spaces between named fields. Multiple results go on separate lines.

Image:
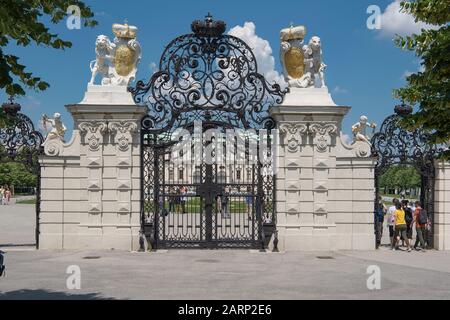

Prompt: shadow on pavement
xmin=0 ymin=244 xmax=36 ymax=248
xmin=0 ymin=289 xmax=116 ymax=300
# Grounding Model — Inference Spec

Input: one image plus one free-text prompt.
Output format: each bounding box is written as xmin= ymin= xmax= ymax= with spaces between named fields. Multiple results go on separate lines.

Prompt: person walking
xmin=174 ymin=187 xmax=181 ymax=213
xmin=393 ymin=201 xmax=411 ymax=252
xmin=216 ymin=195 xmax=222 ymax=215
xmin=413 ymin=201 xmax=427 ymax=251
xmin=180 ymin=186 xmax=187 ymax=214
xmin=4 ymin=187 xmax=11 ymax=205
xmin=168 ymin=187 xmax=176 ymax=214
xmin=246 ymin=187 xmax=253 ymax=221
xmin=386 ymin=199 xmax=397 ymax=249
xmin=0 ymin=186 xmax=4 ymax=206
xmin=222 ymin=187 xmax=230 ymax=219
xmin=402 ymin=200 xmax=414 ymax=244
xmin=425 ymin=218 xmax=432 ymax=248
xmin=375 ymin=197 xmax=386 ymax=249
xmin=0 ymin=250 xmax=5 ymax=277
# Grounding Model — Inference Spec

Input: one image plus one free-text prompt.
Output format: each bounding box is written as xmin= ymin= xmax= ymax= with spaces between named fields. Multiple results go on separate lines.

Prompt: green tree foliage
xmin=0 ymin=0 xmax=97 ymax=96
xmin=0 ymin=162 xmax=37 ymax=187
xmin=394 ymin=0 xmax=450 ymax=158
xmin=379 ymin=165 xmax=421 ymax=194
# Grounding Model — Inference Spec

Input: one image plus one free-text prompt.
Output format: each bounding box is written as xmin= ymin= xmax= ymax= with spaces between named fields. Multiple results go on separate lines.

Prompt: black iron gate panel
xmin=0 ymin=98 xmax=43 ymax=249
xmin=141 ymin=127 xmax=275 ymax=249
xmin=371 ymin=104 xmax=438 ymax=249
xmin=132 ymin=15 xmax=287 ymax=250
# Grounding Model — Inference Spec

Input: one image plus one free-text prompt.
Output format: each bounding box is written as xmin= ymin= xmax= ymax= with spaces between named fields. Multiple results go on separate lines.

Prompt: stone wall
xmin=270 ymin=88 xmax=376 ymax=251
xmin=434 ymin=160 xmax=450 ymax=250
xmin=39 ymin=86 xmax=146 ymax=250
xmin=38 ymin=86 xmax=450 ymax=252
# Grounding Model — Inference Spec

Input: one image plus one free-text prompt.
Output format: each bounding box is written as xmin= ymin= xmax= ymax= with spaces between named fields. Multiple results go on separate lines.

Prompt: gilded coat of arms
xmin=284 ymin=46 xmax=305 ymax=79
xmin=280 ymin=25 xmax=306 ymax=81
xmin=280 ymin=24 xmax=328 ymax=89
xmin=89 ymin=22 xmax=142 ymax=86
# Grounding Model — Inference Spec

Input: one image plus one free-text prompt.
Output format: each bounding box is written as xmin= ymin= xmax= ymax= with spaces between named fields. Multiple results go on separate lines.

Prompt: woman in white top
xmin=386 ymin=198 xmax=398 ymax=248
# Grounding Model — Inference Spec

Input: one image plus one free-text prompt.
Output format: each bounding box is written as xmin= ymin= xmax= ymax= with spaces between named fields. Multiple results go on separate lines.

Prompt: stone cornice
xmin=279 ymin=122 xmax=308 ymax=153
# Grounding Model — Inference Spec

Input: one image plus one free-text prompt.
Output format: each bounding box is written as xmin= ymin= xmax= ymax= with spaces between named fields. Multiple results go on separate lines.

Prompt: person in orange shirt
xmin=413 ymin=201 xmax=427 ymax=251
xmin=393 ymin=201 xmax=411 ymax=252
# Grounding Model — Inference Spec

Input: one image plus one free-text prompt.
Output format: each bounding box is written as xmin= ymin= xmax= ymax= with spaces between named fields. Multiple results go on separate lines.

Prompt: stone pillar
xmin=39 ymin=85 xmax=146 ymax=250
xmin=434 ymin=160 xmax=450 ymax=250
xmin=271 ymin=87 xmax=376 ymax=251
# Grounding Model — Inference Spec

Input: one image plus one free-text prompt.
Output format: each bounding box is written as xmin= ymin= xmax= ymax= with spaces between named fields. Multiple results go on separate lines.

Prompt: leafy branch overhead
xmin=0 ymin=0 xmax=97 ymax=96
xmin=394 ymin=0 xmax=450 ymax=158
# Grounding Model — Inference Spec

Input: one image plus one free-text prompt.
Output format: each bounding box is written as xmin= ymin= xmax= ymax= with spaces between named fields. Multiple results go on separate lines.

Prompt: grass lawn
xmin=163 ymin=200 xmax=249 ymax=214
xmin=146 ymin=198 xmax=261 ymax=214
xmin=16 ymin=198 xmax=37 ymax=205
xmin=381 ymin=193 xmax=419 ymax=200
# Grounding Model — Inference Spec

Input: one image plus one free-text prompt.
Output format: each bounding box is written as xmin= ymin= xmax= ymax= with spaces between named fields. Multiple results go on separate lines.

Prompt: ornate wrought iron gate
xmin=130 ymin=15 xmax=287 ymax=249
xmin=0 ymin=98 xmax=43 ymax=248
xmin=371 ymin=104 xmax=438 ymax=249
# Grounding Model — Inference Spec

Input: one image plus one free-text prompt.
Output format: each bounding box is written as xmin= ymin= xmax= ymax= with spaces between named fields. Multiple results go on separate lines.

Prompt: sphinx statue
xmin=89 ymin=22 xmax=142 ymax=86
xmin=280 ymin=25 xmax=327 ymax=89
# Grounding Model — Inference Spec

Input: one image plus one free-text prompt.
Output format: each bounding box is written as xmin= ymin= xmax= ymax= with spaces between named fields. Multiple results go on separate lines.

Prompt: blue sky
xmin=1 ymin=0 xmax=423 ymax=138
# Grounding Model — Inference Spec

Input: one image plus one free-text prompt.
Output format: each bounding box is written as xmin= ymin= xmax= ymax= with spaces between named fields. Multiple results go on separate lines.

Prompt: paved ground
xmin=1 ymin=248 xmax=450 ymax=300
xmin=0 ymin=202 xmax=35 ymax=249
xmin=1 ymin=203 xmax=450 ymax=300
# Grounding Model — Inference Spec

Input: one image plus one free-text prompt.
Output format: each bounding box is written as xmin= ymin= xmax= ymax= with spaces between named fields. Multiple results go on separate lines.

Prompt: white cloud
xmin=149 ymin=62 xmax=158 ymax=74
xmin=402 ymin=70 xmax=413 ymax=79
xmin=38 ymin=117 xmax=47 ymax=133
xmin=379 ymin=0 xmax=439 ymax=37
xmin=402 ymin=60 xmax=425 ymax=79
xmin=418 ymin=63 xmax=425 ymax=73
xmin=333 ymin=86 xmax=348 ymax=94
xmin=228 ymin=22 xmax=286 ymax=87
xmin=341 ymin=133 xmax=353 ymax=145
xmin=20 ymin=95 xmax=41 ymax=111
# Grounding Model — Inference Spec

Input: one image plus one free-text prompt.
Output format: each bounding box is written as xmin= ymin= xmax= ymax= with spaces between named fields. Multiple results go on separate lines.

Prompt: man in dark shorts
xmin=402 ymin=200 xmax=414 ymax=243
xmin=375 ymin=197 xmax=386 ymax=249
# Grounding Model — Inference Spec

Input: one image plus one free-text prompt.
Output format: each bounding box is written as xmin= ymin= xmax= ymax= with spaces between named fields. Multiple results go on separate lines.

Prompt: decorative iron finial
xmin=1 ymin=95 xmax=21 ymax=115
xmin=394 ymin=103 xmax=413 ymax=117
xmin=191 ymin=14 xmax=226 ymax=37
xmin=205 ymin=12 xmax=213 ymax=23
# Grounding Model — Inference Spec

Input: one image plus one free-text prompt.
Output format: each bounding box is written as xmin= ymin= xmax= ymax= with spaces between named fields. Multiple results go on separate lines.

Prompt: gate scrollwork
xmin=130 ymin=15 xmax=287 ymax=250
xmin=129 ymin=14 xmax=287 ymax=136
xmin=371 ymin=104 xmax=438 ymax=249
xmin=0 ymin=97 xmax=44 ymax=249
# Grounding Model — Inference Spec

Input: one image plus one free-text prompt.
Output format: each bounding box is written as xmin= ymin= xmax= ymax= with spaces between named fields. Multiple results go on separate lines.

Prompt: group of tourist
xmin=214 ymin=188 xmax=228 ymax=219
xmin=0 ymin=185 xmax=12 ymax=205
xmin=167 ymin=186 xmax=189 ymax=214
xmin=376 ymin=197 xmax=430 ymax=252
